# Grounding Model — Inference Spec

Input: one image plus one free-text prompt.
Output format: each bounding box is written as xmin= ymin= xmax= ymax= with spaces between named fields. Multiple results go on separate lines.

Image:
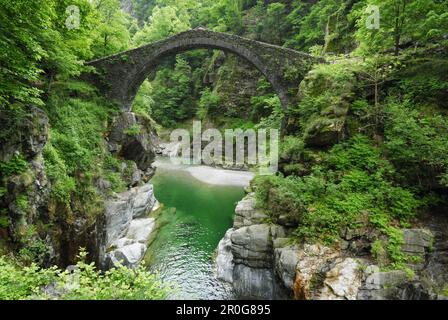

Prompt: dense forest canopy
xmin=0 ymin=0 xmax=448 ymax=300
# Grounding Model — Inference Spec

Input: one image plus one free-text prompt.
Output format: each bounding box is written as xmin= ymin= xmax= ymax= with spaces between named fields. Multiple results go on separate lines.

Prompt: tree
xmin=149 ymin=57 xmax=196 ymax=127
xmin=0 ymin=0 xmax=97 ymax=106
xmin=285 ymin=0 xmax=356 ymax=53
xmin=132 ymin=5 xmax=191 ymax=46
xmin=355 ymin=0 xmax=448 ymax=55
xmin=357 ymin=55 xmax=398 ymax=133
xmin=90 ymin=0 xmax=131 ymax=57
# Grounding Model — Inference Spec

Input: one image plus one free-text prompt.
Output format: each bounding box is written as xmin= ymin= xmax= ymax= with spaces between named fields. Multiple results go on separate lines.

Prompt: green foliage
xmin=0 ymin=155 xmax=29 ymax=178
xmin=0 ymin=0 xmax=100 ymax=107
xmin=132 ymin=80 xmax=154 ymax=120
xmin=132 ymin=5 xmax=190 ymax=46
xmin=252 ymin=95 xmax=283 ymax=130
xmin=15 ymin=195 xmax=29 ymax=212
xmin=285 ymin=0 xmax=357 ymax=53
xmin=294 ymin=61 xmax=356 ymax=130
xmin=280 ymin=136 xmax=305 ymax=162
xmin=197 ymin=88 xmax=222 ymax=120
xmin=246 ymin=1 xmax=289 ymax=45
xmin=0 ymin=188 xmax=6 ymax=199
xmin=43 ymin=143 xmax=76 ymax=204
xmin=0 ymin=208 xmax=9 ymax=229
xmin=124 ymin=124 xmax=142 ymax=137
xmin=9 ymin=225 xmax=50 ymax=265
xmin=90 ymin=0 xmax=132 ymax=57
xmin=150 ymin=57 xmax=196 ymax=127
xmin=0 ymin=256 xmax=59 ymax=300
xmin=354 ymin=0 xmax=448 ymax=55
xmin=395 ymin=58 xmax=448 ymax=107
xmin=41 ymin=81 xmax=121 ymax=213
xmin=371 ymin=240 xmax=388 ymax=265
xmin=254 ymin=135 xmax=420 ymax=262
xmin=384 ymin=100 xmax=448 ymax=190
xmin=0 ymin=250 xmax=169 ymax=300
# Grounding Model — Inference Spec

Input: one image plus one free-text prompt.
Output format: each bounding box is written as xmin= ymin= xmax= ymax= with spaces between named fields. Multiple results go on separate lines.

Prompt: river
xmin=144 ymin=157 xmax=254 ymax=299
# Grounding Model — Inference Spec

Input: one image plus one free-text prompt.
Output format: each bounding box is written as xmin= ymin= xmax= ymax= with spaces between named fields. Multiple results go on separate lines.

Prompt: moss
xmin=123 ymin=124 xmax=142 ymax=136
xmin=15 ymin=194 xmax=29 ymax=212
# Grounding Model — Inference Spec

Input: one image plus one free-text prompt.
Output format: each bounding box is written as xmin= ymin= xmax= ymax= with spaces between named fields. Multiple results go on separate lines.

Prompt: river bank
xmin=143 ymin=157 xmax=254 ymax=299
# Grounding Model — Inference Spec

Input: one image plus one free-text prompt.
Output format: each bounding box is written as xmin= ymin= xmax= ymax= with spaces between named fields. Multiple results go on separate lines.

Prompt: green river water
xmin=145 ymin=158 xmax=251 ymax=299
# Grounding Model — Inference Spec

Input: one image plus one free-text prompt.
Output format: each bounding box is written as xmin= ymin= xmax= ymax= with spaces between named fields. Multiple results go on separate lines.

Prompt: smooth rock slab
xmin=131 ymin=183 xmax=157 ymax=218
xmin=106 ymin=243 xmax=147 ymax=268
xmin=126 ymin=218 xmax=156 ymax=243
xmin=402 ymin=229 xmax=433 ymax=255
xmin=104 ymin=183 xmax=157 ymax=247
xmin=216 ymin=228 xmax=235 ymax=283
xmin=104 ymin=195 xmax=133 ymax=247
xmin=364 ymin=270 xmax=409 ymax=290
xmin=274 ymin=245 xmax=300 ymax=291
xmin=232 ymin=264 xmax=275 ymax=299
xmin=231 ymin=224 xmax=273 ymax=268
xmin=233 ymin=194 xmax=268 ymax=228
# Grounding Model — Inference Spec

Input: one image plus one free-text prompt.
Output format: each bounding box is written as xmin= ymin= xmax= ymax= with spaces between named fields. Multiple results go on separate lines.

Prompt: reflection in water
xmin=145 ymin=158 xmax=250 ymax=299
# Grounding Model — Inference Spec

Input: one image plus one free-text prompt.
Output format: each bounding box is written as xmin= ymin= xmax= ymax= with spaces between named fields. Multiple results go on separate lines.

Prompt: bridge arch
xmin=84 ymin=28 xmax=319 ymax=117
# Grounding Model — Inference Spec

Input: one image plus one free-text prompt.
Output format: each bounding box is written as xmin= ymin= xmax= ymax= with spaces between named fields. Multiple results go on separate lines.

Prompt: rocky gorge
xmin=0 ymin=106 xmax=162 ymax=269
xmin=3 ymin=104 xmax=448 ymax=300
xmin=216 ymin=193 xmax=448 ymax=300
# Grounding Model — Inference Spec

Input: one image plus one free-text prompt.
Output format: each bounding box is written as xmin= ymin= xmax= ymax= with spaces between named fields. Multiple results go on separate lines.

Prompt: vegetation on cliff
xmin=0 ymin=250 xmax=168 ymax=300
xmin=1 ymin=0 xmax=448 ymax=299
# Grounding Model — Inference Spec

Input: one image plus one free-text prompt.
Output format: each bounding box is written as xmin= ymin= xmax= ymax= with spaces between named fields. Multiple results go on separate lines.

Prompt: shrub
xmin=0 ymin=250 xmax=169 ymax=300
xmin=0 ymin=155 xmax=28 ymax=178
xmin=0 ymin=210 xmax=9 ymax=228
xmin=197 ymin=88 xmax=221 ymax=120
xmin=123 ymin=124 xmax=142 ymax=137
xmin=384 ymin=101 xmax=448 ymax=190
xmin=43 ymin=143 xmax=76 ymax=204
xmin=253 ymin=135 xmax=421 ymax=260
xmin=280 ymin=136 xmax=305 ymax=162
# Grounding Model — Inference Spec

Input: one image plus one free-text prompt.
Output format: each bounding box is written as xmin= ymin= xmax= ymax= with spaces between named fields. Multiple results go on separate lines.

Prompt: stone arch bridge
xmin=84 ymin=28 xmax=320 ymax=116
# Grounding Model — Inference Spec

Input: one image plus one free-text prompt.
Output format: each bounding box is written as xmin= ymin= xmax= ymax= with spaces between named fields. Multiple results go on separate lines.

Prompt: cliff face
xmin=216 ymin=193 xmax=289 ymax=299
xmin=216 ymin=193 xmax=447 ymax=300
xmin=0 ymin=105 xmax=159 ymax=268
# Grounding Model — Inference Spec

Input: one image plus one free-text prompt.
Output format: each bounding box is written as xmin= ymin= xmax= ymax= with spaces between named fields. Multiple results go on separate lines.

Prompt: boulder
xmin=106 ymin=242 xmax=147 ymax=268
xmin=105 ymin=218 xmax=156 ymax=268
xmin=233 ymin=193 xmax=268 ymax=228
xmin=126 ymin=218 xmax=155 ymax=243
xmin=402 ymin=229 xmax=433 ymax=256
xmin=274 ymin=245 xmax=300 ymax=291
xmin=216 ymin=228 xmax=235 ymax=283
xmin=231 ymin=224 xmax=272 ymax=268
xmin=304 ymin=117 xmax=346 ymax=148
xmin=318 ymin=258 xmax=363 ymax=300
xmin=121 ymin=161 xmax=142 ymax=187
